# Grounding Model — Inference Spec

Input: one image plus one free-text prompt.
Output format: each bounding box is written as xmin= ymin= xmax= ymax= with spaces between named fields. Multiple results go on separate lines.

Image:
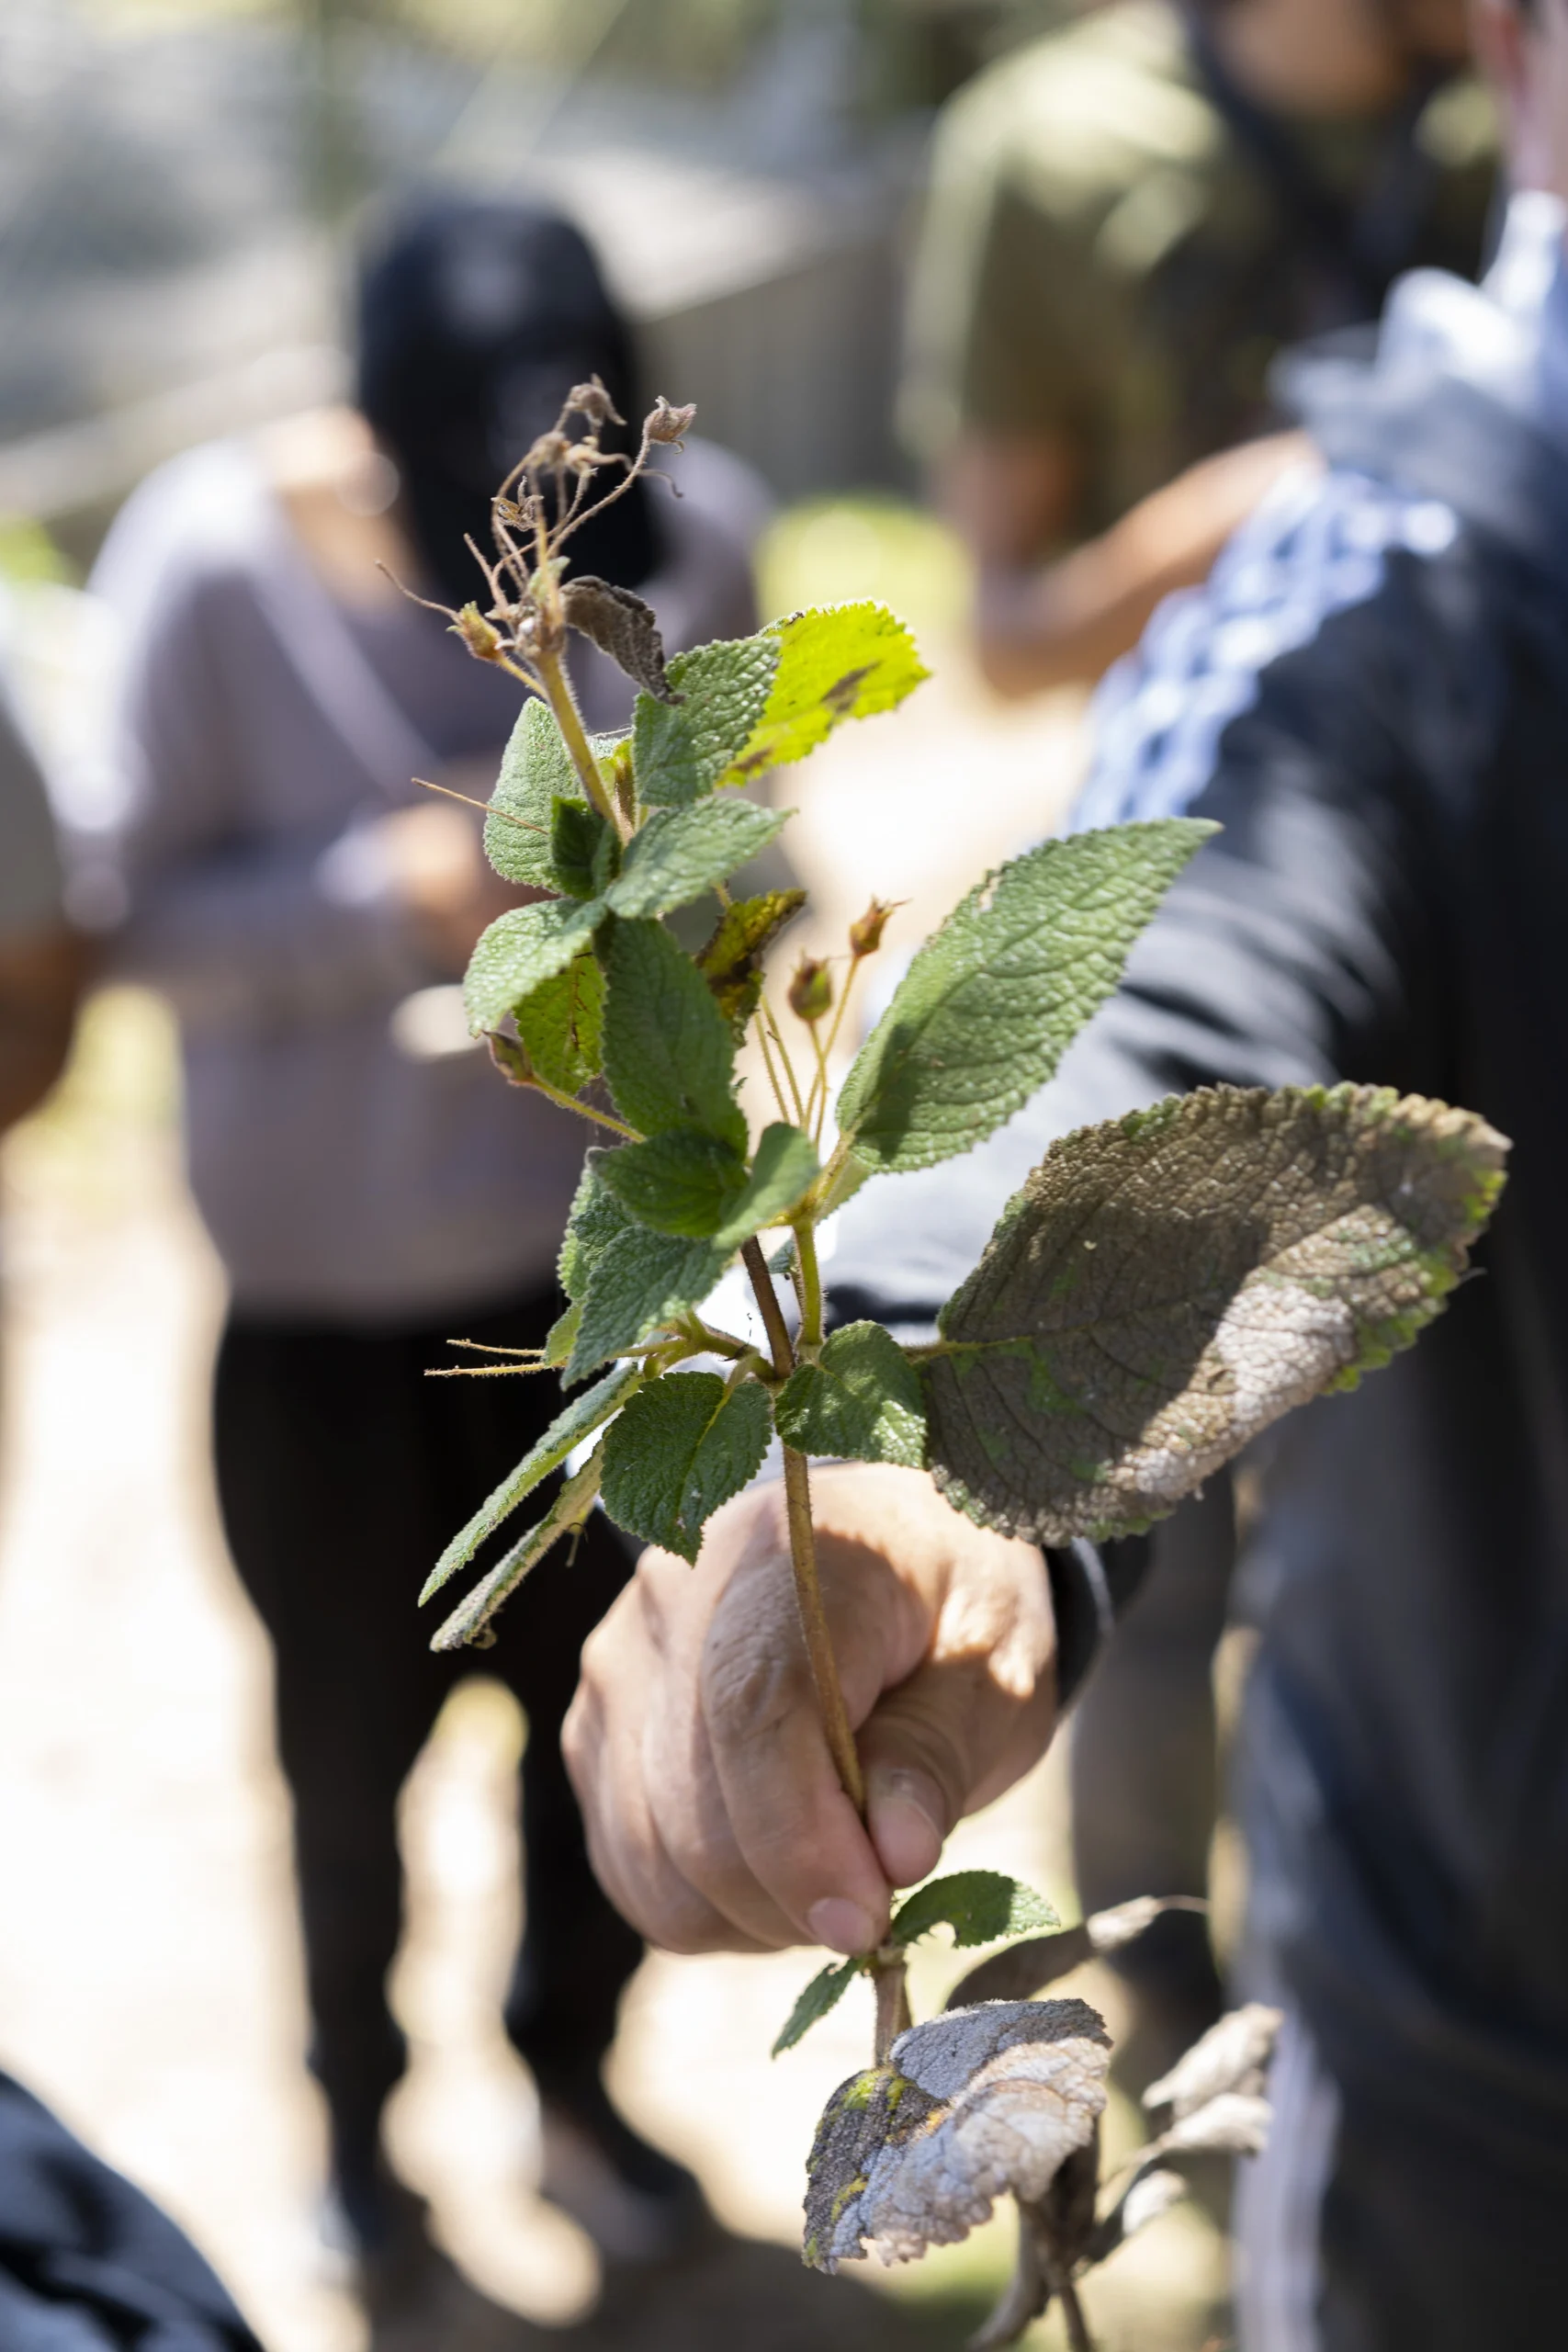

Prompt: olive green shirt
xmin=901 ymin=0 xmax=1498 ymax=536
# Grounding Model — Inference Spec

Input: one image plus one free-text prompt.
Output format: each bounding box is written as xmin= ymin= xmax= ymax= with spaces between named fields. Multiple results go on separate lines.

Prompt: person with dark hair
xmin=91 ymin=194 xmax=767 ymax=2331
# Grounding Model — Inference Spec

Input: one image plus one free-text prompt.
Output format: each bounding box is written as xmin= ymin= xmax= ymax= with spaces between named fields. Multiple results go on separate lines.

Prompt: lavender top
xmin=94 ymin=433 xmax=767 ymax=1319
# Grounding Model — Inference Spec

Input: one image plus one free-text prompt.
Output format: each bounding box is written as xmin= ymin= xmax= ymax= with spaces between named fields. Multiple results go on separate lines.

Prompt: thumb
xmin=856 ymin=1645 xmax=1037 ymax=1889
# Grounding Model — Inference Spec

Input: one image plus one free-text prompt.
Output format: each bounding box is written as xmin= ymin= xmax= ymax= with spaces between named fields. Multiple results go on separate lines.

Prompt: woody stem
xmin=872 ymin=1956 xmax=912 ymax=2064
xmin=741 ymin=1238 xmax=865 ymax=1815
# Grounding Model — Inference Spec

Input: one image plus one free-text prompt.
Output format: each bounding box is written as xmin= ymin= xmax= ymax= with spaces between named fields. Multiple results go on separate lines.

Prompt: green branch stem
xmin=512 ymin=1064 xmax=640 ymax=1141
xmin=760 ymin=994 xmax=810 ymax=1127
xmin=740 ymin=1237 xmax=865 ymax=1815
xmin=533 ymin=645 xmax=621 ymax=833
xmin=794 ymin=1219 xmax=825 ymax=1354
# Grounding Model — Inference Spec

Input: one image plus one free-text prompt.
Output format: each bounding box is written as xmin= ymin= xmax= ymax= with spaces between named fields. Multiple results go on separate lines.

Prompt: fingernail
xmin=807 ymin=1897 xmax=876 ymax=1955
xmin=868 ymin=1770 xmax=944 ymax=1887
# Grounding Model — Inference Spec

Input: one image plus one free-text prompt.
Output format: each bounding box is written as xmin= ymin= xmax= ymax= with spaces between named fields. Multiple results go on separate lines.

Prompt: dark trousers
xmin=213 ymin=1284 xmax=641 ymax=2194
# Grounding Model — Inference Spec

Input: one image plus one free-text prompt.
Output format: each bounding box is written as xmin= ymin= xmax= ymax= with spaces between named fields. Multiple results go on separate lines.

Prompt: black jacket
xmin=827 ymin=336 xmax=1568 ymax=2174
xmin=0 ymin=2072 xmax=260 ymax=2350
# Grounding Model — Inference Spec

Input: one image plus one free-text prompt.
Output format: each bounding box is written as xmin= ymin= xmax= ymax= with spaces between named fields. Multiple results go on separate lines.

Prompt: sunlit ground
xmin=0 ymin=501 xmax=1230 ymax=2349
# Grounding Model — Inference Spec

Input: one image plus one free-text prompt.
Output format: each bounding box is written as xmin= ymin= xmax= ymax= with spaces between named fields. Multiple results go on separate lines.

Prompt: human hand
xmin=374 ymin=782 xmax=540 ymax=974
xmin=562 ymin=1464 xmax=1056 ymax=1957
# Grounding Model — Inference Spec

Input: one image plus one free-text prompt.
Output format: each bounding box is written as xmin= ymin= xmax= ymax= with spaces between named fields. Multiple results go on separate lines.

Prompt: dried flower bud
xmin=563 ymin=439 xmax=617 ymax=478
xmin=788 ymin=956 xmax=833 ymax=1023
xmin=850 ymin=897 xmax=898 ymax=959
xmin=566 ymin=377 xmax=624 ymax=430
xmin=522 ymin=430 xmax=571 ymax=476
xmin=452 ymin=603 xmax=503 ymax=662
xmin=646 ymin=396 xmax=697 ymax=447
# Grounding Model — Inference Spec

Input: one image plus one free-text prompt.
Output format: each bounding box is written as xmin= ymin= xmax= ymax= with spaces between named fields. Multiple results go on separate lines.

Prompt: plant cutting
xmin=414 ymin=381 xmax=1507 ymax=2344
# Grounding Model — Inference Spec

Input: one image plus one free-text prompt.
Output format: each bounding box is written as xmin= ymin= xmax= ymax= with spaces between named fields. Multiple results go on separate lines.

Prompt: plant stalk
xmin=872 ymin=1956 xmax=912 ymax=2064
xmin=794 ymin=1219 xmax=825 ymax=1353
xmin=1057 ymin=2280 xmax=1095 ymax=2352
xmin=741 ymin=1238 xmax=865 ymax=1815
xmin=534 ymin=646 xmax=621 ymax=832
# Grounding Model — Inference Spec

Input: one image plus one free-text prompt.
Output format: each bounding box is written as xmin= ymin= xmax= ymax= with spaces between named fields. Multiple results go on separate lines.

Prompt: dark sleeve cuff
xmin=1044 ymin=1532 xmax=1152 ymax=1709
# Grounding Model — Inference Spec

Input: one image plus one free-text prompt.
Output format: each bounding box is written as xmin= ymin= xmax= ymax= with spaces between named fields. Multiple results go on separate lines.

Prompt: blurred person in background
xmin=0 ymin=672 xmax=261 ymax=2347
xmin=0 ymin=672 xmax=79 ymax=1133
xmin=91 ymin=193 xmax=767 ymax=2334
xmin=904 ymin=0 xmax=1494 ymax=697
xmin=901 ymin=0 xmax=1496 ymax=2092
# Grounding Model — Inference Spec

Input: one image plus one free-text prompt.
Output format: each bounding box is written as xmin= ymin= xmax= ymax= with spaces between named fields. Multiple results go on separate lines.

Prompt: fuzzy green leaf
xmin=773 ymin=1958 xmax=866 ymax=2058
xmin=513 ymin=947 xmax=605 ymax=1096
xmin=422 ymin=1362 xmax=640 ymax=1603
xmin=597 ymin=1128 xmax=747 ymax=1238
xmin=724 ymin=602 xmax=930 ymax=784
xmin=774 ymin=1321 xmax=927 ymax=1467
xmin=927 ymin=1083 xmax=1509 ymax=1546
xmin=566 ymin=1226 xmax=730 ymax=1385
xmin=463 ymin=899 xmax=603 ymax=1035
xmin=712 ymin=1122 xmax=819 ymax=1249
xmin=558 ymin=1155 xmax=634 ymax=1303
xmin=430 ymin=1448 xmax=604 ymax=1652
xmin=544 ymin=1303 xmax=580 ymax=1367
xmin=596 ymin=1119 xmax=818 ymax=1247
xmin=606 ymin=799 xmax=789 ymax=921
xmin=600 ymin=916 xmax=746 ymax=1148
xmin=889 ymin=1871 xmax=1059 ymax=1952
xmin=550 ymin=797 xmax=615 ymax=900
xmin=836 ymin=822 xmax=1215 ymax=1174
xmin=696 ymin=888 xmax=807 ymax=1036
xmin=483 ymin=698 xmax=580 ymax=887
xmin=483 ymin=705 xmax=625 ymax=886
xmin=632 ymin=633 xmax=782 ymax=808
xmin=600 ymin=1372 xmax=773 ymax=1562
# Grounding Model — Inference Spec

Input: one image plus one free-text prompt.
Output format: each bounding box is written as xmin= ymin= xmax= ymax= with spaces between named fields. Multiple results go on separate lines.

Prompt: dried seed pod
xmin=521 ymin=431 xmax=571 ymax=476
xmin=850 ymin=898 xmax=898 ymax=959
xmin=646 ymin=395 xmax=697 ymax=446
xmin=566 ymin=377 xmax=625 ymax=429
xmin=452 ymin=603 xmax=503 ymax=662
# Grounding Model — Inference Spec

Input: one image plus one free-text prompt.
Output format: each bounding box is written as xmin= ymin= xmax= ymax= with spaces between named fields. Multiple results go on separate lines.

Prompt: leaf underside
xmin=773 ymin=1957 xmax=865 ymax=2057
xmin=484 ymin=700 xmax=623 ymax=887
xmin=600 ymin=1372 xmax=773 ymax=1562
xmin=806 ymin=2000 xmax=1110 ymax=2274
xmin=463 ymin=898 xmax=602 ymax=1035
xmin=926 ymin=1082 xmax=1508 ymax=1546
xmin=430 ymin=1447 xmax=604 ymax=1652
xmin=697 ymin=888 xmax=807 ymax=1035
xmin=836 ymin=822 xmax=1215 ymax=1175
xmin=422 ymin=1359 xmax=640 ymax=1602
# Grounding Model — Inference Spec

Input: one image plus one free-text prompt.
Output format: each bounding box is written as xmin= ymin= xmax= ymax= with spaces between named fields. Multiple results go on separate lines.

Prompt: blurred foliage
xmin=0 ymin=519 xmax=76 ymax=588
xmin=759 ymin=495 xmax=971 ymax=647
xmin=81 ymin=0 xmax=1091 ymax=106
